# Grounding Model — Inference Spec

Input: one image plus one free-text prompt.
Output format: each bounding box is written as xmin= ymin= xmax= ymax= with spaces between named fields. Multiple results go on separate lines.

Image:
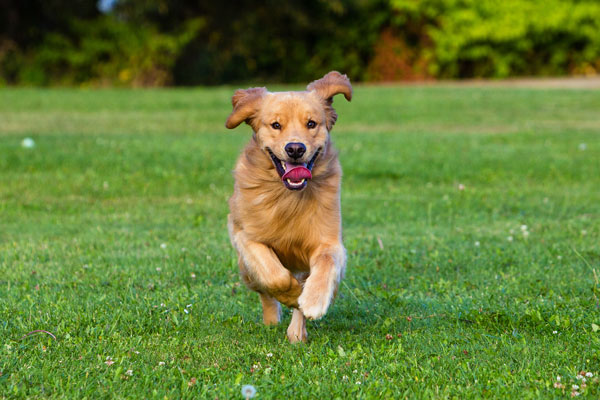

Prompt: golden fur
xmin=225 ymin=71 xmax=352 ymax=343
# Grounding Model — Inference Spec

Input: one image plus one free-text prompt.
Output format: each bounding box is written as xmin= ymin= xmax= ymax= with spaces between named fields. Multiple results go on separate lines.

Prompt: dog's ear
xmin=307 ymin=71 xmax=352 ymax=129
xmin=307 ymin=71 xmax=353 ymax=102
xmin=225 ymin=87 xmax=267 ymax=129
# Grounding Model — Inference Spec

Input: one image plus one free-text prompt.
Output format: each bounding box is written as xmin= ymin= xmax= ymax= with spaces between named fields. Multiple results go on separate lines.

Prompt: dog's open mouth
xmin=267 ymin=148 xmax=321 ymax=190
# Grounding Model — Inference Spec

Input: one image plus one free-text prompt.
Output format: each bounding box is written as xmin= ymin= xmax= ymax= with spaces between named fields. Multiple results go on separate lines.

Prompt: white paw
xmin=298 ymin=292 xmax=331 ymax=320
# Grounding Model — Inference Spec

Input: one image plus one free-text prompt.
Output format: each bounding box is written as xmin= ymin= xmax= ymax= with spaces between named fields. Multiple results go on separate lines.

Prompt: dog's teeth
xmin=285 ymin=178 xmax=305 ymax=187
xmin=281 ymin=160 xmax=286 ymax=170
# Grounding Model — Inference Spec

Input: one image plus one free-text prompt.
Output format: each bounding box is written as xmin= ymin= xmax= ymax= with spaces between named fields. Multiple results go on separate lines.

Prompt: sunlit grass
xmin=1 ymin=85 xmax=599 ymax=398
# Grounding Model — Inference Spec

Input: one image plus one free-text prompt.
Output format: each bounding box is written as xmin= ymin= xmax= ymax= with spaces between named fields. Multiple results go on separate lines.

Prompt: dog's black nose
xmin=285 ymin=142 xmax=306 ymax=159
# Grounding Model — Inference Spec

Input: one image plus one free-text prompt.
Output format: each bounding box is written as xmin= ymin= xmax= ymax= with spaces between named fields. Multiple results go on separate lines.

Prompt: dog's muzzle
xmin=268 ymin=148 xmax=321 ymax=190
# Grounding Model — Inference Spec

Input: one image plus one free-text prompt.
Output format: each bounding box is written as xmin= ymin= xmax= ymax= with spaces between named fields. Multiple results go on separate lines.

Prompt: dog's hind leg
xmin=286 ymin=308 xmax=307 ymax=343
xmin=259 ymin=293 xmax=281 ymax=325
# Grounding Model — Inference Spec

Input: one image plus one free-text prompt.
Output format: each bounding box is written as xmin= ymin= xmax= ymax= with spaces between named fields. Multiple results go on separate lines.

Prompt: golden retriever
xmin=225 ymin=71 xmax=352 ymax=343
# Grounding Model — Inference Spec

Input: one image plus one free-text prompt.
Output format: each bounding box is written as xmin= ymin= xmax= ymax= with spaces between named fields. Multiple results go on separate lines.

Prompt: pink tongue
xmin=282 ymin=163 xmax=312 ymax=182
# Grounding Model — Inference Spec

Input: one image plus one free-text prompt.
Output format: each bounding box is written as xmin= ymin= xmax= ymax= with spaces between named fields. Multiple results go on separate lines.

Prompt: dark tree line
xmin=1 ymin=0 xmax=599 ymax=86
xmin=0 ymin=0 xmax=389 ymax=85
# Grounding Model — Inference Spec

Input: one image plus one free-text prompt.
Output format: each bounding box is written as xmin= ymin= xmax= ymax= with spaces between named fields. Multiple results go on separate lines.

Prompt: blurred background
xmin=1 ymin=0 xmax=600 ymax=87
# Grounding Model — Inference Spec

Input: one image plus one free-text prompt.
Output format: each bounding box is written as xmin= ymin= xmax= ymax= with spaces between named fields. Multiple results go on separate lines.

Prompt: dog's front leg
xmin=298 ymin=243 xmax=346 ymax=320
xmin=231 ymin=230 xmax=302 ymax=308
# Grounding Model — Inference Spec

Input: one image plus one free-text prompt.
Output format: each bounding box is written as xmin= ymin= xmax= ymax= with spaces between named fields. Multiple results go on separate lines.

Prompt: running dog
xmin=225 ymin=71 xmax=352 ymax=343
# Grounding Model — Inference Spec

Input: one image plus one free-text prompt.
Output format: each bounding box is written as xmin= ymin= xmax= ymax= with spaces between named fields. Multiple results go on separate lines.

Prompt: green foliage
xmin=2 ymin=0 xmax=600 ymax=85
xmin=390 ymin=0 xmax=600 ymax=78
xmin=2 ymin=16 xmax=202 ymax=86
xmin=1 ymin=85 xmax=600 ymax=397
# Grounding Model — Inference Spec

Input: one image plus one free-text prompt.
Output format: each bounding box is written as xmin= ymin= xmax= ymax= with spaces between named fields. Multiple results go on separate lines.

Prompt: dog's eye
xmin=307 ymin=120 xmax=317 ymax=129
xmin=271 ymin=122 xmax=281 ymax=130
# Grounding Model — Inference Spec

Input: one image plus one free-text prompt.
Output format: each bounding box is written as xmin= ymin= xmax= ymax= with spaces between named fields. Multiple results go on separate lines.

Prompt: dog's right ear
xmin=225 ymin=87 xmax=267 ymax=129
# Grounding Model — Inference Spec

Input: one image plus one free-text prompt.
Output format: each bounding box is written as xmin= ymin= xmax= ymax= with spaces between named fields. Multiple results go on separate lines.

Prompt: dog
xmin=225 ymin=71 xmax=352 ymax=343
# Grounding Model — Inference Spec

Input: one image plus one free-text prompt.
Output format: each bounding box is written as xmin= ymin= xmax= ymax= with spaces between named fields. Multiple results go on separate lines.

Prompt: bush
xmin=1 ymin=16 xmax=201 ymax=86
xmin=389 ymin=0 xmax=600 ymax=78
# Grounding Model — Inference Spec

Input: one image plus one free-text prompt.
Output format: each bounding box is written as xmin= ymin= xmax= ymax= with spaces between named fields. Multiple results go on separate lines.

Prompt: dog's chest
xmin=254 ymin=196 xmax=323 ymax=244
xmin=243 ymin=190 xmax=337 ymax=267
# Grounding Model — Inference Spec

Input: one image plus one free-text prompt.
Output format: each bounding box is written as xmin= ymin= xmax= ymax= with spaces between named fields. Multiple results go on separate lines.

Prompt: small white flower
xmin=125 ymin=369 xmax=133 ymax=376
xmin=184 ymin=309 xmax=189 ymax=314
xmin=342 ymin=375 xmax=349 ymax=380
xmin=572 ymin=391 xmax=581 ymax=397
xmin=578 ymin=143 xmax=587 ymax=151
xmin=474 ymin=241 xmax=480 ymax=247
xmin=557 ymin=255 xmax=562 ymax=260
xmin=83 ymin=264 xmax=89 ymax=269
xmin=356 ymin=381 xmax=362 ymax=385
xmin=134 ymin=351 xmax=140 ymax=354
xmin=576 ymin=375 xmax=583 ymax=380
xmin=156 ymin=267 xmax=161 ymax=271
xmin=252 ymin=364 xmax=260 ymax=370
xmin=186 ymin=304 xmax=192 ymax=308
xmin=190 ymin=273 xmax=196 ymax=279
xmin=507 ymin=236 xmax=513 ymax=242
xmin=241 ymin=384 xmax=256 ymax=398
xmin=572 ymin=384 xmax=579 ymax=390
xmin=160 ymin=243 xmax=167 ymax=249
xmin=158 ymin=361 xmax=165 ymax=366
xmin=520 ymin=225 xmax=528 ymax=231
xmin=553 ymin=331 xmax=558 ymax=334
xmin=21 ymin=138 xmax=35 ymax=148
xmin=458 ymin=183 xmax=465 ymax=191
xmin=585 ymin=372 xmax=593 ymax=378
xmin=522 ymin=231 xmax=529 ymax=238
xmin=557 ymin=376 xmax=561 ymax=381
xmin=266 ymin=353 xmax=273 ymax=358
xmin=353 ymin=369 xmax=358 ymax=374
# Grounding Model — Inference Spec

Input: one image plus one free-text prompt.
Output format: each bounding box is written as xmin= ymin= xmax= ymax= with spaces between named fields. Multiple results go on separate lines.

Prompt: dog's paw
xmin=298 ymin=292 xmax=331 ymax=320
xmin=287 ymin=308 xmax=307 ymax=343
xmin=286 ymin=326 xmax=307 ymax=344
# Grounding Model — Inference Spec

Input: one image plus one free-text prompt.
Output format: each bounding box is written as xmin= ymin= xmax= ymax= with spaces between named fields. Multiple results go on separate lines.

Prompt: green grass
xmin=1 ymin=84 xmax=599 ymax=399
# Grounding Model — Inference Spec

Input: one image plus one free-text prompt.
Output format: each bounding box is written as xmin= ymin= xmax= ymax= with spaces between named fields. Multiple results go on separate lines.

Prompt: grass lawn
xmin=1 ymin=84 xmax=599 ymax=399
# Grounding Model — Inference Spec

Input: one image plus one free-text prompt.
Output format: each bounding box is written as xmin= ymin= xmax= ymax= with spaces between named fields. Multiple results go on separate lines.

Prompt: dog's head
xmin=225 ymin=71 xmax=352 ymax=191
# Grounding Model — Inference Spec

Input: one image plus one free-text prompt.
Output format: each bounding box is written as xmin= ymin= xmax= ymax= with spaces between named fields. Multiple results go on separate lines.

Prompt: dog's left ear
xmin=225 ymin=87 xmax=267 ymax=129
xmin=307 ymin=71 xmax=352 ymax=129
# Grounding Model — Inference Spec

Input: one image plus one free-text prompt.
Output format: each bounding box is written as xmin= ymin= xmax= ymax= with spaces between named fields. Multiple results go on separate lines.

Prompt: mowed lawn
xmin=1 ymin=84 xmax=599 ymax=399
